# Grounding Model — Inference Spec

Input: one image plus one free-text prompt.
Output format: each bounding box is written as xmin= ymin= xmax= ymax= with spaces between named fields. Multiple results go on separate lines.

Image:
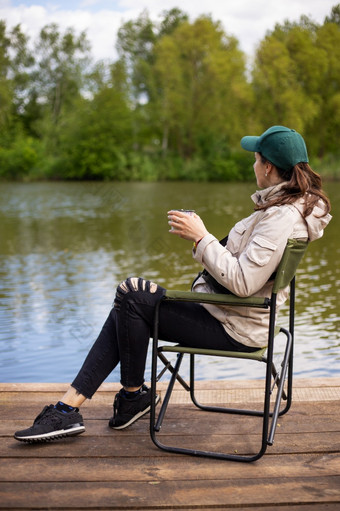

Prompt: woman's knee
xmin=114 ymin=277 xmax=160 ymax=310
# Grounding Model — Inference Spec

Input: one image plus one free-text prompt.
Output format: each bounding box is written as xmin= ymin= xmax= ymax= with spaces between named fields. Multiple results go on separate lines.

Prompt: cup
xmin=169 ymin=209 xmax=195 ymax=230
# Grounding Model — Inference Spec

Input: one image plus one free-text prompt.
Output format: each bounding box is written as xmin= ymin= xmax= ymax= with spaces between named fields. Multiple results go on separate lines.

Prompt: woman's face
xmin=253 ymin=152 xmax=269 ymax=188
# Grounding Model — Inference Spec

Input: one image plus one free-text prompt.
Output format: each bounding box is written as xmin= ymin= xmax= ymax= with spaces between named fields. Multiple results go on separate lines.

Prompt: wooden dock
xmin=1 ymin=378 xmax=340 ymax=510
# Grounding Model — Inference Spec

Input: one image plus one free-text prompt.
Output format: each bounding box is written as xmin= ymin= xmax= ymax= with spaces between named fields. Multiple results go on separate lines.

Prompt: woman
xmin=14 ymin=125 xmax=331 ymax=443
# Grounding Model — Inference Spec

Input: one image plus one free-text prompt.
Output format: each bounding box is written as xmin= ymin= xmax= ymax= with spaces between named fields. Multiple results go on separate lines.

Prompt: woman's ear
xmin=265 ymin=161 xmax=274 ymax=177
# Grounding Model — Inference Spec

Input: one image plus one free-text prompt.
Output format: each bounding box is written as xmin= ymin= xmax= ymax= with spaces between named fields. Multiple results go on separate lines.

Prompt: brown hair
xmin=256 ymin=155 xmax=331 ymax=218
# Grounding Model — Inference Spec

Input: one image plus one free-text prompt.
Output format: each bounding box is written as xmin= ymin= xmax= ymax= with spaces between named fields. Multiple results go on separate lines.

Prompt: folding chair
xmin=150 ymin=238 xmax=308 ymax=462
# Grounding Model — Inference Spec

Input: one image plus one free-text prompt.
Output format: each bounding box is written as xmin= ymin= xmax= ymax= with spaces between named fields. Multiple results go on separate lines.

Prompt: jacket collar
xmin=251 ymin=182 xmax=287 ymax=206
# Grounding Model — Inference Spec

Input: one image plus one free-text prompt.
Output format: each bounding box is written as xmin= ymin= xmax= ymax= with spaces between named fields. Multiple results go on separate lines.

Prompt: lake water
xmin=0 ymin=181 xmax=339 ymax=383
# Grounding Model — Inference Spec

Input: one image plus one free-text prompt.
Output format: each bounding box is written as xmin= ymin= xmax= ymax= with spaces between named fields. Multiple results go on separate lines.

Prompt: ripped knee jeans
xmin=114 ymin=277 xmax=160 ymax=311
xmin=71 ymin=277 xmax=166 ymax=396
xmin=113 ymin=277 xmax=166 ymax=387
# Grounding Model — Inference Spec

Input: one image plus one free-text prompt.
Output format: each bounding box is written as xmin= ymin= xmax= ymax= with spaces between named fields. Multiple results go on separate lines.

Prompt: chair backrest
xmin=272 ymin=239 xmax=308 ymax=293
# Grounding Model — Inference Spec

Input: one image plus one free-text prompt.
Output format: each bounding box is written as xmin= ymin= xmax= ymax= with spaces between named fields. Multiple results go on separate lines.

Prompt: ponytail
xmin=256 ymin=158 xmax=331 ymax=218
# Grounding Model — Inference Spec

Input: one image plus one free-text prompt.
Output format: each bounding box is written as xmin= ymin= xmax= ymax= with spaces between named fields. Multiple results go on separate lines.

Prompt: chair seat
xmin=158 ymin=344 xmax=267 ymax=362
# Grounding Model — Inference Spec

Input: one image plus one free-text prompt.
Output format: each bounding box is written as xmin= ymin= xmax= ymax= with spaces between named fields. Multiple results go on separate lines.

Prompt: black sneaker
xmin=109 ymin=384 xmax=160 ymax=430
xmin=14 ymin=404 xmax=85 ymax=443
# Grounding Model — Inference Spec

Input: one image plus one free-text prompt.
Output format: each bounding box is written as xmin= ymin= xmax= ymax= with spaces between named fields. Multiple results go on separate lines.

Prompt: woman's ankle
xmin=60 ymin=387 xmax=87 ymax=408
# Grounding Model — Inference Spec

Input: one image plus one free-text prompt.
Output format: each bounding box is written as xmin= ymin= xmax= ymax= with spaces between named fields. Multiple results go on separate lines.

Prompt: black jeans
xmin=71 ymin=278 xmax=255 ymax=399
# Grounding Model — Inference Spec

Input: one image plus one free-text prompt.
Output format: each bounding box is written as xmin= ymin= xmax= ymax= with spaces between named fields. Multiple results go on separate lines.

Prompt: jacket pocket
xmin=227 ymin=220 xmax=247 ymax=254
xmin=246 ymin=235 xmax=277 ymax=266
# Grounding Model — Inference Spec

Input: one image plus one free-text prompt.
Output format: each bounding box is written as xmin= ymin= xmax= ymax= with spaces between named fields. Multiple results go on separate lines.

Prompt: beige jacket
xmin=192 ymin=183 xmax=332 ymax=348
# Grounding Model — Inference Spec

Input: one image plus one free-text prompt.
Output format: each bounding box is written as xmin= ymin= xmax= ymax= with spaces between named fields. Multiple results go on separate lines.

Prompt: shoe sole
xmin=110 ymin=395 xmax=160 ymax=430
xmin=14 ymin=424 xmax=85 ymax=443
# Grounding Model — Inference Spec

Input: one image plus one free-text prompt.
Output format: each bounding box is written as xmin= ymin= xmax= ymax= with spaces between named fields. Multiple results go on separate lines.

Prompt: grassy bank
xmin=0 ymin=148 xmax=339 ymax=183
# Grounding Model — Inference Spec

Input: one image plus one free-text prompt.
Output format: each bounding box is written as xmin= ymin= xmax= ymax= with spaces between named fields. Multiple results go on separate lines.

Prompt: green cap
xmin=240 ymin=125 xmax=309 ymax=171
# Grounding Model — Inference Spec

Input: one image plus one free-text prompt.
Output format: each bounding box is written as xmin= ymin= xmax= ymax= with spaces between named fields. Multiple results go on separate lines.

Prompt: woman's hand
xmin=167 ymin=210 xmax=209 ymax=242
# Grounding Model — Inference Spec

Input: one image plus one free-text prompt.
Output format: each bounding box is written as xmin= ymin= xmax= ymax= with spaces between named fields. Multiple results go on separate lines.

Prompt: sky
xmin=0 ymin=0 xmax=337 ymax=63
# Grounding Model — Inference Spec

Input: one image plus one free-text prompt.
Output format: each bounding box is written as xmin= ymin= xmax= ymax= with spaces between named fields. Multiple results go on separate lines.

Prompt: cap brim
xmin=240 ymin=135 xmax=260 ymax=152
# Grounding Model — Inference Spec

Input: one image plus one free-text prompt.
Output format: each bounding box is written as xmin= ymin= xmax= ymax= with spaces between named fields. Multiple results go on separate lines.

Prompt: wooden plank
xmin=132 ymin=508 xmax=340 ymax=511
xmin=1 ymin=397 xmax=339 ymax=419
xmin=144 ymin=508 xmax=340 ymax=511
xmin=6 ymin=508 xmax=334 ymax=511
xmin=2 ymin=385 xmax=340 ymax=404
xmin=1 ymin=377 xmax=339 ymax=393
xmin=0 ymin=410 xmax=340 ymax=441
xmin=0 ymin=453 xmax=339 ymax=482
xmin=0 ymin=477 xmax=340 ymax=509
xmin=223 ymin=508 xmax=340 ymax=511
xmin=1 ymin=429 xmax=339 ymax=458
xmin=2 ymin=399 xmax=340 ymax=434
xmin=1 ymin=377 xmax=339 ymax=400
xmin=3 ymin=409 xmax=340 ymax=436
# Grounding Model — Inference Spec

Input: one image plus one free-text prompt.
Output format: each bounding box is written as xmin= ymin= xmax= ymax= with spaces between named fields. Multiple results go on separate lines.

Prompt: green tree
xmin=116 ymin=9 xmax=189 ymax=152
xmin=158 ymin=8 xmax=189 ymax=37
xmin=20 ymin=22 xmax=93 ymax=172
xmin=310 ymin=19 xmax=340 ymax=155
xmin=8 ymin=24 xmax=34 ymax=118
xmin=0 ymin=20 xmax=12 ymax=135
xmin=54 ymin=84 xmax=133 ymax=180
xmin=325 ymin=4 xmax=340 ymax=24
xmin=116 ymin=10 xmax=156 ymax=105
xmin=153 ymin=16 xmax=252 ymax=162
xmin=252 ymin=18 xmax=323 ymax=135
xmin=26 ymin=22 xmax=91 ymax=149
xmin=252 ymin=10 xmax=340 ymax=157
xmin=0 ymin=21 xmax=41 ymax=179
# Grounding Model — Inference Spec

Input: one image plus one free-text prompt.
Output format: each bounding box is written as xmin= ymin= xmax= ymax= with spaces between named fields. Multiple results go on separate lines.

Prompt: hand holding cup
xmin=167 ymin=209 xmax=209 ymax=242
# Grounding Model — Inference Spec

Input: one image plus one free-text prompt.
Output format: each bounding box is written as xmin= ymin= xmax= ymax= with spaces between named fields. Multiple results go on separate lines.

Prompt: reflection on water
xmin=0 ymin=181 xmax=339 ymax=382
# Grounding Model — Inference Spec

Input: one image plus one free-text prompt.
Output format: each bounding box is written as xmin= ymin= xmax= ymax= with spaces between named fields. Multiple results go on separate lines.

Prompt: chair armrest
xmin=164 ymin=290 xmax=270 ymax=308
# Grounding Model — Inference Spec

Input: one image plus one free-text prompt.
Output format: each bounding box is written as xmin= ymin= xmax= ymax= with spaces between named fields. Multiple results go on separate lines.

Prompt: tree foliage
xmin=153 ymin=16 xmax=252 ymax=159
xmin=252 ymin=11 xmax=340 ymax=157
xmin=0 ymin=20 xmax=12 ymax=133
xmin=0 ymin=5 xmax=340 ymax=180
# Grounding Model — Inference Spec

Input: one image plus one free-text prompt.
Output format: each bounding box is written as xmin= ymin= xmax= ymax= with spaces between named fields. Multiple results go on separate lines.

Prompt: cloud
xmin=0 ymin=4 xmax=123 ymax=60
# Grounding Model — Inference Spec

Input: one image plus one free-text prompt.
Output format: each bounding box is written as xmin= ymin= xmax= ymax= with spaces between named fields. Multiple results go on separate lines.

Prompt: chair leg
xmin=277 ymin=327 xmax=294 ymax=417
xmin=268 ymin=327 xmax=293 ymax=445
xmin=150 ymin=300 xmax=188 ymax=434
xmin=157 ymin=351 xmax=190 ymax=392
xmin=271 ymin=361 xmax=288 ymax=401
xmin=154 ymin=353 xmax=184 ymax=432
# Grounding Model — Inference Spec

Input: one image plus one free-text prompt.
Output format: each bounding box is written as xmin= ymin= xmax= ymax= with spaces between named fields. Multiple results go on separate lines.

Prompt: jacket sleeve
xmin=193 ymin=206 xmax=299 ymax=297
